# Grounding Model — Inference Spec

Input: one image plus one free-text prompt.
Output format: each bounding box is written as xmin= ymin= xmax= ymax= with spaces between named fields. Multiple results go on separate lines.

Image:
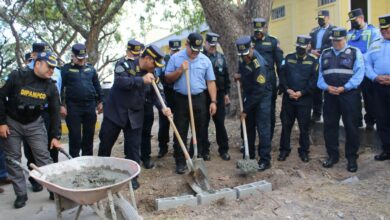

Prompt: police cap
xmin=348 ymin=8 xmax=364 ymax=21
xmin=127 ymin=39 xmax=142 ymax=54
xmin=330 ymin=27 xmax=347 ymax=40
xmin=25 ymin=52 xmax=32 ymax=62
xmin=169 ymin=39 xmax=181 ymax=51
xmin=32 ymin=42 xmax=49 ymax=53
xmin=143 ymin=44 xmax=165 ymax=68
xmin=71 ymin=43 xmax=88 ymax=59
xmin=296 ymin=35 xmax=311 ymax=48
xmin=379 ymin=13 xmax=390 ymax=29
xmin=187 ymin=32 xmax=203 ymax=52
xmin=206 ymin=32 xmax=220 ymax=46
xmin=36 ymin=52 xmax=58 ymax=67
xmin=253 ymin=18 xmax=267 ymax=32
xmin=317 ymin=10 xmax=329 ymax=19
xmin=235 ymin=36 xmax=252 ymax=56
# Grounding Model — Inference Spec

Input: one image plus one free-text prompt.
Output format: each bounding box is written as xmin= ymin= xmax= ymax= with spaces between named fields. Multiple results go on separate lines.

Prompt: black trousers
xmin=323 ymin=90 xmax=360 ymax=160
xmin=98 ymin=117 xmax=142 ymax=163
xmin=141 ymin=102 xmax=154 ymax=162
xmin=312 ymin=88 xmax=323 ymax=117
xmin=360 ymin=77 xmax=376 ymax=125
xmin=279 ymin=98 xmax=311 ymax=154
xmin=172 ymin=92 xmax=207 ymax=163
xmin=65 ymin=101 xmax=97 ymax=157
xmin=158 ymin=86 xmax=175 ymax=151
xmin=270 ymin=71 xmax=277 ymax=140
xmin=374 ymin=83 xmax=390 ymax=153
xmin=203 ymin=91 xmax=229 ymax=155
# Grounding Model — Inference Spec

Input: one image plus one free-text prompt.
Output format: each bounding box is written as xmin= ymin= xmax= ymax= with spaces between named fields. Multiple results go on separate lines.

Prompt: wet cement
xmin=47 ymin=166 xmax=130 ymax=189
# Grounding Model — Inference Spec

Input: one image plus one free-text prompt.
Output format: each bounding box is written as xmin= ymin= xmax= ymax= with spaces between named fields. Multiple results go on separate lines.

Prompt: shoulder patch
xmin=115 ymin=65 xmax=125 ymax=73
xmin=0 ymin=78 xmax=6 ymax=88
xmin=256 ymin=74 xmax=266 ymax=85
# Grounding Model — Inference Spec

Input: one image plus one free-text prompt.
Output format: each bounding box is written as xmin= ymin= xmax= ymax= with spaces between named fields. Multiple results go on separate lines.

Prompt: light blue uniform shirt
xmin=317 ymin=45 xmax=365 ymax=91
xmin=347 ymin=23 xmax=381 ymax=54
xmin=28 ymin=60 xmax=62 ymax=94
xmin=165 ymin=49 xmax=215 ymax=95
xmin=316 ymin=26 xmax=327 ymax=49
xmin=365 ymin=39 xmax=390 ymax=81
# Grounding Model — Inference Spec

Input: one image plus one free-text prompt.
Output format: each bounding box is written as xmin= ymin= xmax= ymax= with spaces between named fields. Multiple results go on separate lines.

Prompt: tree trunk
xmin=85 ymin=25 xmax=101 ymax=65
xmin=198 ymin=0 xmax=273 ymax=116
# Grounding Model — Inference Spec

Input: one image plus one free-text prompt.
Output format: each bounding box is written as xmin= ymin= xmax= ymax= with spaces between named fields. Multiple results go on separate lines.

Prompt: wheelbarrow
xmin=9 ymin=156 xmax=141 ymax=220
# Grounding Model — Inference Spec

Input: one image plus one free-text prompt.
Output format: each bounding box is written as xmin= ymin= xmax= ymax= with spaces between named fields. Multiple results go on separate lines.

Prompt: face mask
xmin=296 ymin=47 xmax=306 ymax=56
xmin=318 ymin=18 xmax=325 ymax=27
xmin=351 ymin=21 xmax=360 ymax=30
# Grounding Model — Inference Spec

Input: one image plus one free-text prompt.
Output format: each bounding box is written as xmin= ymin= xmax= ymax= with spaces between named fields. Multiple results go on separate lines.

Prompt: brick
xmin=155 ymin=195 xmax=198 ymax=211
xmin=234 ymin=180 xmax=272 ymax=199
xmin=197 ymin=188 xmax=236 ymax=205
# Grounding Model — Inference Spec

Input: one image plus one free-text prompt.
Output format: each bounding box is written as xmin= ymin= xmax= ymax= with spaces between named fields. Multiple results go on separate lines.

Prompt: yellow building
xmin=269 ymin=0 xmax=390 ymax=53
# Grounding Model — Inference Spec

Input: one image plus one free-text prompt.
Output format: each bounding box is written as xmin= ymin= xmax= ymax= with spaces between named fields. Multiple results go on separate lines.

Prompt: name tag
xmin=262 ymin=42 xmax=272 ymax=46
xmin=287 ymin=59 xmax=297 ymax=64
xmin=302 ymin=61 xmax=313 ymax=65
xmin=69 ymin=69 xmax=79 ymax=73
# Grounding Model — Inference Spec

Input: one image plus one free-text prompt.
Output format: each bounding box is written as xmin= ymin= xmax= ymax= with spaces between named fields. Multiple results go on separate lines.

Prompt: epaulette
xmin=308 ymin=53 xmax=318 ymax=60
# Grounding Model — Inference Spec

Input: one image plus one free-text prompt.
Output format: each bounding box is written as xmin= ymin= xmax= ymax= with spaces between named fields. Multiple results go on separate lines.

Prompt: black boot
xmin=29 ymin=177 xmax=43 ymax=192
xmin=131 ymin=178 xmax=140 ymax=190
xmin=14 ymin=195 xmax=28 ymax=209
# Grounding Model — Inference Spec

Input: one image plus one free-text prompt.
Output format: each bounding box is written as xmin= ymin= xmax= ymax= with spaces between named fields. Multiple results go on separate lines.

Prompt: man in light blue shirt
xmin=347 ymin=8 xmax=382 ymax=130
xmin=165 ymin=32 xmax=217 ymax=174
xmin=317 ymin=27 xmax=364 ymax=173
xmin=364 ymin=14 xmax=390 ymax=161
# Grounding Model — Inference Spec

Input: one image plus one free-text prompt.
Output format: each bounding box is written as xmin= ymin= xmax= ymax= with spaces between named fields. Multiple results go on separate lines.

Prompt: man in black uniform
xmin=309 ymin=10 xmax=335 ymax=122
xmin=98 ymin=45 xmax=171 ymax=189
xmin=157 ymin=39 xmax=181 ymax=158
xmin=0 ymin=52 xmax=61 ymax=208
xmin=234 ymin=36 xmax=273 ymax=171
xmin=279 ymin=35 xmax=318 ymax=162
xmin=202 ymin=33 xmax=231 ymax=161
xmin=251 ymin=18 xmax=284 ymax=140
xmin=60 ymin=43 xmax=103 ymax=158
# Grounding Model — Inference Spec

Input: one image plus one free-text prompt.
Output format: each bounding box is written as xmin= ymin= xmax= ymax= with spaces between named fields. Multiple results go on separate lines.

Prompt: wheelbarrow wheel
xmin=105 ymin=196 xmax=141 ymax=220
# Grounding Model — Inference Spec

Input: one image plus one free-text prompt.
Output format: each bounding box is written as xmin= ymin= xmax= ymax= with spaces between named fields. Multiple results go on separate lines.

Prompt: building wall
xmin=268 ymin=0 xmax=389 ymax=54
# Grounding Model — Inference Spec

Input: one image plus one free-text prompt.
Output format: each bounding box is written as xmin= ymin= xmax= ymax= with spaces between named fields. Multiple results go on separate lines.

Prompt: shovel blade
xmin=184 ymin=168 xmax=213 ymax=194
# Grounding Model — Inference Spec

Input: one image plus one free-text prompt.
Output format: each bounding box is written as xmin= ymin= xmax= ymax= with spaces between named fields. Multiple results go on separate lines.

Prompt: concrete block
xmin=197 ymin=188 xmax=236 ymax=205
xmin=156 ymin=195 xmax=197 ymax=211
xmin=234 ymin=180 xmax=272 ymax=199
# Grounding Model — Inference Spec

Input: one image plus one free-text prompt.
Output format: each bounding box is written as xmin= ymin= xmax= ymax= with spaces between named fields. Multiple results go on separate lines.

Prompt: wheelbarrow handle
xmin=6 ymin=157 xmax=30 ymax=174
xmin=58 ymin=148 xmax=73 ymax=159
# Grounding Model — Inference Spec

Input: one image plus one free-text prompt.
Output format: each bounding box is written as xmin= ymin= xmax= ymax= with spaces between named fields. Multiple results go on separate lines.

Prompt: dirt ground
xmin=105 ymin=107 xmax=390 ymax=220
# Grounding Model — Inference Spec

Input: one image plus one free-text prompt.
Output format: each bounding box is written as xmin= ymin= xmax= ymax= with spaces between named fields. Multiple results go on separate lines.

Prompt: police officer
xmin=365 ymin=14 xmax=390 ymax=161
xmin=23 ymin=42 xmax=62 ymax=193
xmin=24 ymin=52 xmax=32 ymax=66
xmin=60 ymin=43 xmax=103 ymax=158
xmin=251 ymin=18 xmax=284 ymax=140
xmin=98 ymin=45 xmax=171 ymax=189
xmin=309 ymin=10 xmax=335 ymax=122
xmin=279 ymin=35 xmax=318 ymax=162
xmin=202 ymin=33 xmax=231 ymax=161
xmin=157 ymin=39 xmax=181 ymax=158
xmin=347 ymin=8 xmax=382 ymax=130
xmin=0 ymin=52 xmax=62 ymax=208
xmin=116 ymin=39 xmax=142 ymax=72
xmin=234 ymin=36 xmax=273 ymax=171
xmin=165 ymin=32 xmax=217 ymax=174
xmin=318 ymin=27 xmax=365 ymax=172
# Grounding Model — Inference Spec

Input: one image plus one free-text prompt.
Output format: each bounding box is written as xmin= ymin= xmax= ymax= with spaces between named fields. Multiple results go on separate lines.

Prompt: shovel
xmin=151 ymin=80 xmax=212 ymax=194
xmin=236 ymin=80 xmax=258 ymax=174
xmin=184 ymin=69 xmax=210 ymax=178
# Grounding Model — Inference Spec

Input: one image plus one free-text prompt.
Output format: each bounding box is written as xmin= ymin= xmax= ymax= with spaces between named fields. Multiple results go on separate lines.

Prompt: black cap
xmin=317 ymin=10 xmax=329 ymax=19
xmin=187 ymin=32 xmax=203 ymax=52
xmin=143 ymin=45 xmax=165 ymax=67
xmin=379 ymin=14 xmax=390 ymax=29
xmin=296 ymin=35 xmax=311 ymax=48
xmin=25 ymin=52 xmax=32 ymax=61
xmin=206 ymin=32 xmax=220 ymax=46
xmin=127 ymin=39 xmax=142 ymax=54
xmin=32 ymin=42 xmax=49 ymax=53
xmin=348 ymin=8 xmax=364 ymax=21
xmin=235 ymin=36 xmax=252 ymax=56
xmin=253 ymin=18 xmax=267 ymax=31
xmin=36 ymin=52 xmax=58 ymax=67
xmin=71 ymin=43 xmax=88 ymax=59
xmin=169 ymin=39 xmax=181 ymax=51
xmin=330 ymin=27 xmax=347 ymax=40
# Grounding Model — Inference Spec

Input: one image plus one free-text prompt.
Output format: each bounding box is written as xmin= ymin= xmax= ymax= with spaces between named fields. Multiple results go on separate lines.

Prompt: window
xmin=271 ymin=6 xmax=285 ymax=20
xmin=318 ymin=0 xmax=336 ymax=6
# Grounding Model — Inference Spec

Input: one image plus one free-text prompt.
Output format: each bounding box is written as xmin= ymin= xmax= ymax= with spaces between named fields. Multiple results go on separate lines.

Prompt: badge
xmin=128 ymin=69 xmax=136 ymax=75
xmin=115 ymin=65 xmax=125 ymax=73
xmin=256 ymin=74 xmax=266 ymax=84
xmin=345 ymin=48 xmax=351 ymax=54
xmin=323 ymin=59 xmax=328 ymax=65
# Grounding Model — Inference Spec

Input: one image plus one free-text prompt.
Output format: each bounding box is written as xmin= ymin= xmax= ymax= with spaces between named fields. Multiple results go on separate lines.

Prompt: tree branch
xmin=100 ymin=0 xmax=126 ymax=27
xmin=55 ymin=0 xmax=88 ymax=37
